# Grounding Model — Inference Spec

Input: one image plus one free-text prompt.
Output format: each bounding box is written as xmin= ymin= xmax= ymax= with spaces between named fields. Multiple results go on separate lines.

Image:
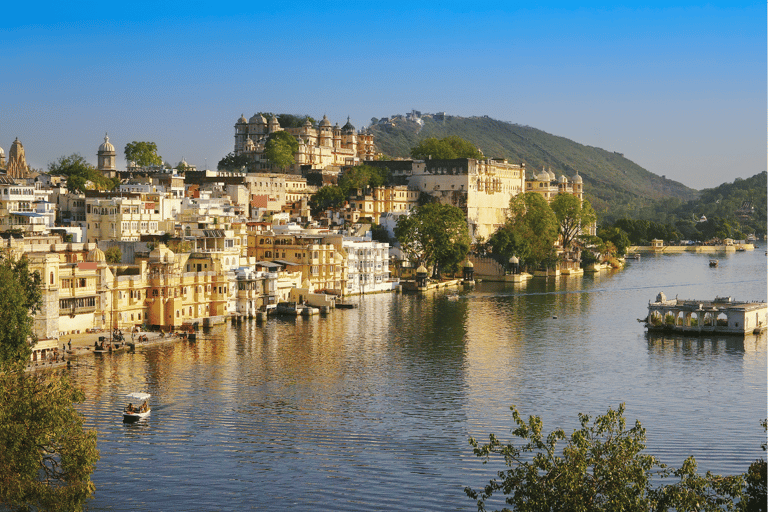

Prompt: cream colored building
xmin=234 ymin=114 xmax=375 ymax=173
xmin=407 ymin=158 xmax=526 ymax=240
xmin=340 ymin=185 xmax=420 ymax=224
xmin=85 ymin=196 xmax=172 ymax=243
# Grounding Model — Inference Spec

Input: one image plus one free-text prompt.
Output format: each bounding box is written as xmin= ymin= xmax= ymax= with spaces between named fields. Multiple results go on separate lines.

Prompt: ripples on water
xmin=74 ymin=250 xmax=766 ymax=511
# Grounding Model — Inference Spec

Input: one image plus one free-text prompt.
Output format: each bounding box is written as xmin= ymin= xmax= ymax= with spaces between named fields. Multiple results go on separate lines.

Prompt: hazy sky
xmin=2 ymin=1 xmax=764 ymax=190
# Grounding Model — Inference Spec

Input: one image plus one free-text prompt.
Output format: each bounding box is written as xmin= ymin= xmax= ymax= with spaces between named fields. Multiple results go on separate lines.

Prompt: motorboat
xmin=123 ymin=392 xmax=151 ymax=422
xmin=709 ymin=259 xmax=719 ymax=267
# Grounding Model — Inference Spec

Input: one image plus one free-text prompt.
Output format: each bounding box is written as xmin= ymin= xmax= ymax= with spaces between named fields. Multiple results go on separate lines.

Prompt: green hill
xmin=368 ymin=114 xmax=698 ymax=220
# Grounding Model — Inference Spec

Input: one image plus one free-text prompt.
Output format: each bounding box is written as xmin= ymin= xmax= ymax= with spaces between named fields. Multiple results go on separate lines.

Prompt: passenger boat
xmin=123 ymin=392 xmax=151 ymax=422
xmin=709 ymin=259 xmax=719 ymax=267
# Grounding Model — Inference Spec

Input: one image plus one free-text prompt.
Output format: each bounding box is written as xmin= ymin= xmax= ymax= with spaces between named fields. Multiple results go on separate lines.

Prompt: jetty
xmin=645 ymin=292 xmax=767 ymax=335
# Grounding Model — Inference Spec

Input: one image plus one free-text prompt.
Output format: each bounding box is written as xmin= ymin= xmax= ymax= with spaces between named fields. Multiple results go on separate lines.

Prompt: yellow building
xmin=85 ymin=196 xmax=172 ymax=243
xmin=247 ymin=231 xmax=347 ymax=294
xmin=341 ymin=185 xmax=420 ymax=223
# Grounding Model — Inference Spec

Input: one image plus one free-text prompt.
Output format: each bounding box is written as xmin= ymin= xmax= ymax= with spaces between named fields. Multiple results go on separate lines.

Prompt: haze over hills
xmin=367 ymin=113 xmax=698 ymax=219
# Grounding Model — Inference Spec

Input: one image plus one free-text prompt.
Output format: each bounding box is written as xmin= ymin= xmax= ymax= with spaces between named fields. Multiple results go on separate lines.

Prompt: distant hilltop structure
xmin=234 ymin=113 xmax=376 ymax=173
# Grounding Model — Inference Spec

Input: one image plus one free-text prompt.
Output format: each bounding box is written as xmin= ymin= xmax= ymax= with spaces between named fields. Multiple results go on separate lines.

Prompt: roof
xmin=126 ymin=392 xmax=151 ymax=400
xmin=273 ymin=260 xmax=300 ymax=267
xmin=202 ymin=229 xmax=226 ymax=238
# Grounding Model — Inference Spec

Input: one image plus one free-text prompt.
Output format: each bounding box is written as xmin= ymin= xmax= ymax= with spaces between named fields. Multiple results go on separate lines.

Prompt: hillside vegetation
xmin=369 ymin=115 xmax=697 ymax=220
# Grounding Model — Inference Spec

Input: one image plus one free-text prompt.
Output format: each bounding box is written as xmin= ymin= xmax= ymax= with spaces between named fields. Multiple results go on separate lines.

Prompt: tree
xmin=550 ymin=193 xmax=597 ymax=251
xmin=305 ymin=172 xmax=324 ymax=187
xmin=218 ymin=152 xmax=252 ymax=172
xmin=489 ymin=193 xmax=558 ymax=270
xmin=410 ymin=136 xmax=484 ymax=160
xmin=744 ymin=419 xmax=767 ymax=512
xmin=104 ymin=246 xmax=122 ymax=264
xmin=0 ymin=256 xmax=42 ymax=366
xmin=338 ymin=165 xmax=391 ymax=194
xmin=124 ymin=141 xmax=162 ymax=168
xmin=0 ymin=256 xmax=99 ymax=510
xmin=465 ymin=404 xmax=745 ymax=512
xmin=0 ymin=365 xmax=100 ymax=511
xmin=48 ymin=154 xmax=116 ymax=192
xmin=394 ymin=202 xmax=470 ymax=277
xmin=309 ymin=185 xmax=346 ymax=217
xmin=597 ymin=226 xmax=631 ymax=255
xmin=263 ymin=131 xmax=299 ymax=170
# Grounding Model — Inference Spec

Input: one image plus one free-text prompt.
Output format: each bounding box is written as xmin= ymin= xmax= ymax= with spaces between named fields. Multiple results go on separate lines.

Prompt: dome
xmin=548 ymin=170 xmax=556 ymax=181
xmin=416 ymin=264 xmax=428 ymax=274
xmin=573 ymin=172 xmax=583 ymax=184
xmin=509 ymin=255 xmax=519 ymax=264
xmin=319 ymin=115 xmax=332 ymax=127
xmin=342 ymin=117 xmax=355 ymax=133
xmin=463 ymin=259 xmax=474 ymax=268
xmin=536 ymin=171 xmax=550 ymax=181
xmin=237 ymin=114 xmax=248 ymax=124
xmin=0 ymin=146 xmax=4 ymax=157
xmin=249 ymin=113 xmax=266 ymax=124
xmin=86 ymin=247 xmax=106 ymax=262
xmin=304 ymin=118 xmax=313 ymax=127
xmin=98 ymin=134 xmax=115 ymax=153
xmin=244 ymin=137 xmax=256 ymax=151
xmin=177 ymin=157 xmax=188 ymax=167
xmin=559 ymin=174 xmax=567 ymax=183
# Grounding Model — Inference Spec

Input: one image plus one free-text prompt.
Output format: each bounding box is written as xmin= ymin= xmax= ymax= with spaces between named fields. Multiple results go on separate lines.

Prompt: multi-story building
xmin=85 ymin=196 xmax=172 ymax=243
xmin=234 ymin=114 xmax=375 ymax=173
xmin=340 ymin=185 xmax=420 ymax=224
xmin=247 ymin=228 xmax=347 ymax=294
xmin=339 ymin=235 xmax=396 ymax=295
xmin=404 ymin=158 xmax=526 ymax=240
xmin=0 ymin=176 xmax=53 ymax=234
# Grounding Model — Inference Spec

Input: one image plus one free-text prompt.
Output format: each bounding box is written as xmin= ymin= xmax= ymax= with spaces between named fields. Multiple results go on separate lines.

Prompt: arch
xmin=675 ymin=311 xmax=685 ymax=326
xmin=703 ymin=312 xmax=715 ymax=326
xmin=716 ymin=312 xmax=728 ymax=327
xmin=689 ymin=312 xmax=700 ymax=327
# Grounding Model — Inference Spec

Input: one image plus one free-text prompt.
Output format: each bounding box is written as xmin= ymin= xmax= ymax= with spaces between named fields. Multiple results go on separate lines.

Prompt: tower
xmin=7 ymin=137 xmax=29 ymax=178
xmin=97 ymin=134 xmax=117 ymax=176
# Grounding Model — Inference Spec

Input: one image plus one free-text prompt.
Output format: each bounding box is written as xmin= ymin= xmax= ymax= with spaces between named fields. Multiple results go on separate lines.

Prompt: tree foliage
xmin=550 ymin=193 xmax=597 ymax=251
xmin=410 ymin=135 xmax=484 ymax=160
xmin=466 ymin=404 xmax=746 ymax=512
xmin=489 ymin=193 xmax=558 ymax=270
xmin=104 ymin=246 xmax=122 ymax=264
xmin=264 ymin=131 xmax=299 ymax=170
xmin=394 ymin=202 xmax=470 ymax=277
xmin=276 ymin=114 xmax=316 ymax=128
xmin=48 ymin=154 xmax=117 ymax=192
xmin=0 ymin=365 xmax=100 ymax=511
xmin=309 ymin=186 xmax=346 ymax=217
xmin=0 ymin=256 xmax=42 ymax=366
xmin=124 ymin=141 xmax=162 ymax=168
xmin=218 ymin=152 xmax=252 ymax=172
xmin=338 ymin=165 xmax=391 ymax=194
xmin=0 ymin=258 xmax=99 ymax=511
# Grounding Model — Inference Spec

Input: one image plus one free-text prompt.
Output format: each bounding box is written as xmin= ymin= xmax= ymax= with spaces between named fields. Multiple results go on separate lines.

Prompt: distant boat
xmin=709 ymin=259 xmax=719 ymax=267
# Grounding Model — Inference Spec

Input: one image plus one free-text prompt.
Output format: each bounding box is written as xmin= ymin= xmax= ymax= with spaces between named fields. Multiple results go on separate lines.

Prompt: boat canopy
xmin=126 ymin=392 xmax=151 ymax=401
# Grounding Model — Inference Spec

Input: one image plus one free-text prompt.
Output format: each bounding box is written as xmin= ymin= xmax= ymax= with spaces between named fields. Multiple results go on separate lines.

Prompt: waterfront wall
xmin=628 ymin=244 xmax=754 ymax=254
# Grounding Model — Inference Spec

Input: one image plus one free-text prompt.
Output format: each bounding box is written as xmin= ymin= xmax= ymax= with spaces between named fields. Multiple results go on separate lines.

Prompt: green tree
xmin=338 ymin=165 xmax=391 ymax=194
xmin=410 ymin=135 xmax=484 ymax=160
xmin=394 ymin=202 xmax=470 ymax=277
xmin=218 ymin=152 xmax=252 ymax=172
xmin=48 ymin=154 xmax=115 ymax=192
xmin=597 ymin=226 xmax=631 ymax=255
xmin=124 ymin=141 xmax=162 ymax=168
xmin=0 ymin=256 xmax=42 ymax=366
xmin=489 ymin=193 xmax=558 ymax=270
xmin=744 ymin=419 xmax=767 ymax=512
xmin=104 ymin=246 xmax=122 ymax=264
xmin=550 ymin=193 xmax=597 ymax=251
xmin=263 ymin=131 xmax=299 ymax=170
xmin=0 ymin=365 xmax=100 ymax=511
xmin=309 ymin=185 xmax=346 ymax=217
xmin=466 ymin=404 xmax=745 ymax=512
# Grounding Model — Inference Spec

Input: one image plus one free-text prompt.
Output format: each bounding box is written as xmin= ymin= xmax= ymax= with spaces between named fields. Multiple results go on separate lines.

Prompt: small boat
xmin=123 ymin=392 xmax=151 ymax=422
xmin=709 ymin=259 xmax=719 ymax=267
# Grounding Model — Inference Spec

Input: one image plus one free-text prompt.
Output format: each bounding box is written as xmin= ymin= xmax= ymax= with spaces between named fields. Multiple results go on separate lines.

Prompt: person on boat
xmin=140 ymin=401 xmax=148 ymax=412
xmin=126 ymin=403 xmax=134 ymax=413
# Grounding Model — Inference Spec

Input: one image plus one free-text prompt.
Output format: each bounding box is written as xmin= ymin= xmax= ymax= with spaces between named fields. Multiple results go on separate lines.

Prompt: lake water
xmin=74 ymin=250 xmax=767 ymax=511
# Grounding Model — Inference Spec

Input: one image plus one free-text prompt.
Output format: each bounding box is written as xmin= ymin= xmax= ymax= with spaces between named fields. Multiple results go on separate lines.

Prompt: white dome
xmin=0 ymin=146 xmax=4 ymax=157
xmin=573 ymin=172 xmax=583 ymax=183
xmin=99 ymin=134 xmax=115 ymax=153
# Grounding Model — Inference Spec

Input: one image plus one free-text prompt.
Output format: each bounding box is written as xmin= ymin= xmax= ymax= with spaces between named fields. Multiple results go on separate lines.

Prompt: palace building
xmin=234 ymin=114 xmax=376 ymax=173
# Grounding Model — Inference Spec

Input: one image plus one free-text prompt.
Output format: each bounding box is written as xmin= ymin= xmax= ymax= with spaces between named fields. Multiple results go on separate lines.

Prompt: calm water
xmin=74 ymin=250 xmax=767 ymax=511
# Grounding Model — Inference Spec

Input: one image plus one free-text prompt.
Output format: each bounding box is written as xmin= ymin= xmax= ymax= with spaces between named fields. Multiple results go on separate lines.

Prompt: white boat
xmin=123 ymin=392 xmax=151 ymax=422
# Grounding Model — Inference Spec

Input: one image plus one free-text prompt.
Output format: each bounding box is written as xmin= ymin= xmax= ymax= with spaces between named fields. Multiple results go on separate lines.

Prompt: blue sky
xmin=2 ymin=1 xmax=764 ymax=189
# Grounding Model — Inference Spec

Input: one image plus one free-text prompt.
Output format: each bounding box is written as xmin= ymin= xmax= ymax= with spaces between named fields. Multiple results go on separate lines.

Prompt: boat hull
xmin=123 ymin=410 xmax=150 ymax=422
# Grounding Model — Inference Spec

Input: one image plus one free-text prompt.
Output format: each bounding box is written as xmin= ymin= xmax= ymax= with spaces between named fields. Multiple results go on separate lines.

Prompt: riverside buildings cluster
xmin=0 ymin=120 xmax=588 ymax=356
